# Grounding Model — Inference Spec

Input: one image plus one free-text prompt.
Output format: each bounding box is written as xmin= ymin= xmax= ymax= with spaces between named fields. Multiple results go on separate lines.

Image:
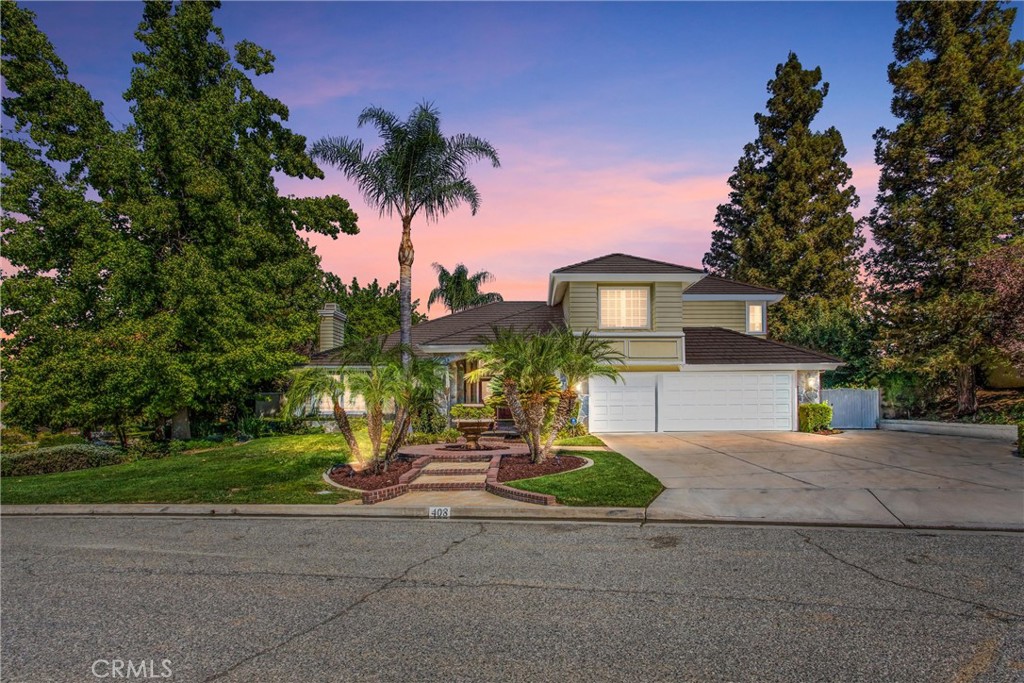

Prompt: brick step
xmin=420 ymin=467 xmax=488 ymax=476
xmin=428 ymin=453 xmax=495 ymax=463
xmin=409 ymin=480 xmax=487 ymax=491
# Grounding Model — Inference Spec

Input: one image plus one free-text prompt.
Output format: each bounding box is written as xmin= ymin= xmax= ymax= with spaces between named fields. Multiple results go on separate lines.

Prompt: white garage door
xmin=660 ymin=372 xmax=793 ymax=431
xmin=588 ymin=374 xmax=656 ymax=432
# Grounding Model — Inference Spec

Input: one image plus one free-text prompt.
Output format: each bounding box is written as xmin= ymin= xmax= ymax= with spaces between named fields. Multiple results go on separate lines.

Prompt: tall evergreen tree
xmin=867 ymin=1 xmax=1023 ymax=415
xmin=1 ymin=2 xmax=358 ymax=437
xmin=704 ymin=53 xmax=863 ymax=306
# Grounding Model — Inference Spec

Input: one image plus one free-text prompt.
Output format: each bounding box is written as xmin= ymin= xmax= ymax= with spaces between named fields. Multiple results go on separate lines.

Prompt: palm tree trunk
xmin=367 ymin=406 xmax=383 ymax=460
xmin=541 ymin=390 xmax=576 ymax=460
xmin=955 ymin=364 xmax=978 ymax=416
xmin=383 ymin=406 xmax=411 ymax=464
xmin=398 ymin=215 xmax=414 ymax=367
xmin=502 ymin=379 xmax=534 ymax=453
xmin=332 ymin=398 xmax=363 ymax=463
xmin=526 ymin=397 xmax=547 ymax=464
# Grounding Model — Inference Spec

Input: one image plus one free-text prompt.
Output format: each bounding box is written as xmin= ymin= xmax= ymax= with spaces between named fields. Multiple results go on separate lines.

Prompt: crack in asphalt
xmin=201 ymin=522 xmax=486 ymax=683
xmin=795 ymin=530 xmax=1023 ymax=621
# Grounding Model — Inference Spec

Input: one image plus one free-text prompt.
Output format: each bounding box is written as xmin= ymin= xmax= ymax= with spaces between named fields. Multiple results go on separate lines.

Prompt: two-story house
xmin=309 ymin=253 xmax=841 ymax=432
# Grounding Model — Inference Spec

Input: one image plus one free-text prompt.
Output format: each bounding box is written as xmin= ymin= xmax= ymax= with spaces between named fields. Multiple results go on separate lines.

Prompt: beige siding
xmin=682 ymin=301 xmax=746 ymax=331
xmin=567 ymin=282 xmax=599 ymax=329
xmin=628 ymin=340 xmax=679 ymax=359
xmin=597 ymin=337 xmax=682 ymax=363
xmin=652 ymin=282 xmax=683 ymax=331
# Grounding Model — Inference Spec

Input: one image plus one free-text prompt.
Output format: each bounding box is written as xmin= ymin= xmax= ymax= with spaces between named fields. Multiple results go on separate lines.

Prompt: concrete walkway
xmin=600 ymin=430 xmax=1023 ymax=530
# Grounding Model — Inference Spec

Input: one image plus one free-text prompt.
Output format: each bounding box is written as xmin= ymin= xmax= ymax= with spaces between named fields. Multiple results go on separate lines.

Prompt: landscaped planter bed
xmin=496 ymin=454 xmax=586 ymax=483
xmin=328 ymin=457 xmax=417 ymax=491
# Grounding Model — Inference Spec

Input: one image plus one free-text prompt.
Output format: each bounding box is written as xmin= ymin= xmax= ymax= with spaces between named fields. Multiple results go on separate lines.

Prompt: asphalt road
xmin=2 ymin=516 xmax=1022 ymax=683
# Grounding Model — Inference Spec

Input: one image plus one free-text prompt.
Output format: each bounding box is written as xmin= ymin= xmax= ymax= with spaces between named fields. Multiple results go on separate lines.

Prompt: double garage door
xmin=589 ymin=372 xmax=795 ymax=432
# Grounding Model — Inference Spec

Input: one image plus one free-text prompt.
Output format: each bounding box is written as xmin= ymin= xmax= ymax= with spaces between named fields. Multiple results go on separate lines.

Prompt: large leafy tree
xmin=427 ymin=262 xmax=504 ymax=314
xmin=704 ymin=52 xmax=863 ymax=306
xmin=703 ymin=53 xmax=867 ymax=378
xmin=1 ymin=2 xmax=357 ymax=438
xmin=320 ymin=274 xmax=426 ymax=344
xmin=867 ymin=1 xmax=1023 ymax=414
xmin=310 ymin=103 xmax=500 ymax=364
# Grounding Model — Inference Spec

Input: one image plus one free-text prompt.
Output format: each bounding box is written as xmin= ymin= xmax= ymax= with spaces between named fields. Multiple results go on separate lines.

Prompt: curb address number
xmin=428 ymin=507 xmax=451 ymax=519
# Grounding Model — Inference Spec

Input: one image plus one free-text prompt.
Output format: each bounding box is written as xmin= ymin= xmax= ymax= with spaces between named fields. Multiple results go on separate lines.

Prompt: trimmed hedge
xmin=1 ymin=444 xmax=128 ymax=477
xmin=799 ymin=403 xmax=833 ymax=433
xmin=450 ymin=404 xmax=494 ymax=420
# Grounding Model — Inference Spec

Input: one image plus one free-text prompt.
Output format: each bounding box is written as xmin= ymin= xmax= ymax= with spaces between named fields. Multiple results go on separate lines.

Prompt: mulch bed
xmin=496 ymin=454 xmax=586 ymax=483
xmin=328 ymin=458 xmax=416 ymax=491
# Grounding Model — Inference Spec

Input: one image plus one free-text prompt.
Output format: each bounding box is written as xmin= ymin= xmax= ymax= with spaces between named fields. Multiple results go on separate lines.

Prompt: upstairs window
xmin=599 ymin=287 xmax=650 ymax=329
xmin=747 ymin=302 xmax=765 ymax=334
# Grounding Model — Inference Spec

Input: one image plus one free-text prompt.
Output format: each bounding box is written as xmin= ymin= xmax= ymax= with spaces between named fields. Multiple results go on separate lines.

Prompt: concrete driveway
xmin=599 ymin=430 xmax=1024 ymax=529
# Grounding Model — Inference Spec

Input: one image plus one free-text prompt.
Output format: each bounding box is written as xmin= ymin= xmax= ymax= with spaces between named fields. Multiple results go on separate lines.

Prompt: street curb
xmin=2 ymin=504 xmax=1020 ymax=531
xmin=0 ymin=503 xmax=646 ymax=522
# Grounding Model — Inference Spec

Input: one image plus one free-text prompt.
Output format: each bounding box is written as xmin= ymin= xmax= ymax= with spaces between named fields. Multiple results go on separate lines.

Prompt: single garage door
xmin=660 ymin=372 xmax=793 ymax=431
xmin=588 ymin=374 xmax=656 ymax=432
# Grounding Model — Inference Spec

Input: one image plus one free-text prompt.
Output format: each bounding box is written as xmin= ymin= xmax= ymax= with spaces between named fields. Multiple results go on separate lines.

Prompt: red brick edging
xmin=484 ymin=454 xmax=557 ymax=506
xmin=359 ymin=456 xmax=431 ymax=505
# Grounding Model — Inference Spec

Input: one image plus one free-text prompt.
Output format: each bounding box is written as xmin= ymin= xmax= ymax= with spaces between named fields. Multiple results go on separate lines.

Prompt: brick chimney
xmin=317 ymin=304 xmax=347 ymax=352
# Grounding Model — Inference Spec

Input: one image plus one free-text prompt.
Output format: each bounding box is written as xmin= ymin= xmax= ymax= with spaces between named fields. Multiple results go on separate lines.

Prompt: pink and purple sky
xmin=15 ymin=2 xmax=1023 ymax=315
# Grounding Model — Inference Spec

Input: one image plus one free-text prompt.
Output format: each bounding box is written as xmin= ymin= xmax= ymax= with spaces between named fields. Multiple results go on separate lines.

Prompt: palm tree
xmin=347 ymin=360 xmax=403 ymax=464
xmin=428 ymin=262 xmax=504 ymax=313
xmin=382 ymin=353 xmax=448 ymax=462
xmin=540 ymin=330 xmax=623 ymax=459
xmin=310 ymin=103 xmax=500 ymax=365
xmin=283 ymin=367 xmax=363 ymax=466
xmin=468 ymin=328 xmax=564 ymax=463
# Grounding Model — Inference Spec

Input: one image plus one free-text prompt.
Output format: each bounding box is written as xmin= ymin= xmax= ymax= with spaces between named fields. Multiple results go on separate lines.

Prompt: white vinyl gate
xmin=822 ymin=388 xmax=880 ymax=429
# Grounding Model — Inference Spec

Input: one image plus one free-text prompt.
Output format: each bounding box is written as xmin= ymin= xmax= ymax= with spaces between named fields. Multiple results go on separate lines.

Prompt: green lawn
xmin=507 ymin=450 xmax=663 ymax=508
xmin=0 ymin=434 xmax=361 ymax=505
xmin=552 ymin=434 xmax=606 ymax=447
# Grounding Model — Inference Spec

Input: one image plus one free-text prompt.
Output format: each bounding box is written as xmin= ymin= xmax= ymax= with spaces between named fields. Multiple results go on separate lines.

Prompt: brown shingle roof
xmin=308 ymin=301 xmax=565 ymax=364
xmin=553 ymin=253 xmax=703 ymax=274
xmin=684 ymin=327 xmax=842 ymax=365
xmin=686 ymin=275 xmax=782 ymax=296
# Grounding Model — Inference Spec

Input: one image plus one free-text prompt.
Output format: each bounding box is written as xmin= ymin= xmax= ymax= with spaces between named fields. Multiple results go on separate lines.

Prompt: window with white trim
xmin=747 ymin=302 xmax=765 ymax=334
xmin=599 ymin=287 xmax=650 ymax=329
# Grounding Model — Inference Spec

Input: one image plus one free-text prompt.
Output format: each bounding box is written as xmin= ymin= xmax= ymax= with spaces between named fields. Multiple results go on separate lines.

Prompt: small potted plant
xmin=449 ymin=404 xmax=495 ymax=450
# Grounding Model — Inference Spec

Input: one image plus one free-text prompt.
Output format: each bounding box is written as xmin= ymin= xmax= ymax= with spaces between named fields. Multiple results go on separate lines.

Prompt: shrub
xmin=127 ymin=440 xmax=173 ymax=460
xmin=438 ymin=428 xmax=462 ymax=444
xmin=1 ymin=444 xmax=128 ymax=477
xmin=450 ymin=404 xmax=494 ymax=421
xmin=404 ymin=432 xmax=436 ymax=446
xmin=557 ymin=422 xmax=588 ymax=439
xmin=37 ymin=433 xmax=88 ymax=448
xmin=235 ymin=414 xmax=271 ymax=439
xmin=413 ymin=404 xmax=447 ymax=434
xmin=1 ymin=427 xmax=32 ymax=447
xmin=799 ymin=403 xmax=833 ymax=433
